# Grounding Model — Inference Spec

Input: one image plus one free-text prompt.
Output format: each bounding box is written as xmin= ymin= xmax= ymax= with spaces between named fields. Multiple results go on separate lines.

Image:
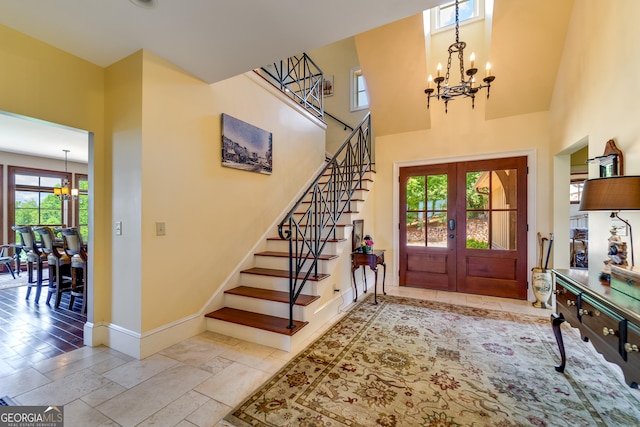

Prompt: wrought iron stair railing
xmin=278 ymin=113 xmax=372 ymax=329
xmin=259 ymin=53 xmax=324 ymax=120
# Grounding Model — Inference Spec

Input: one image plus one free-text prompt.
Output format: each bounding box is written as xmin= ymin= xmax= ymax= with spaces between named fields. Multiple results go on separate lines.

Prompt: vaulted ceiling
xmin=0 ymin=0 xmax=574 ymax=151
xmin=355 ymin=0 xmax=575 ymax=135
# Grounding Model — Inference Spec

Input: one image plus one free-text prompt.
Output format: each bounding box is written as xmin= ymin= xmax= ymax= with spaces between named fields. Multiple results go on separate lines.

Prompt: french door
xmin=399 ymin=156 xmax=528 ymax=299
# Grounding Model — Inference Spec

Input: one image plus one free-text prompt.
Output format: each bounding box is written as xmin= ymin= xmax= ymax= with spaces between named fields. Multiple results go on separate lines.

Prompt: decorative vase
xmin=363 ymin=245 xmax=373 ymax=254
xmin=531 ymin=267 xmax=552 ymax=309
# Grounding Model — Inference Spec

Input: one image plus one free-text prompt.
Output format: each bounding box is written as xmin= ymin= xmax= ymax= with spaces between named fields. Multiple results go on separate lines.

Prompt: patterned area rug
xmin=224 ymin=294 xmax=640 ymax=427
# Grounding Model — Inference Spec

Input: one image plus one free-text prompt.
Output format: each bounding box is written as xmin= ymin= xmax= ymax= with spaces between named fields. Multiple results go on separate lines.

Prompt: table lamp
xmin=579 ymin=176 xmax=640 ymax=268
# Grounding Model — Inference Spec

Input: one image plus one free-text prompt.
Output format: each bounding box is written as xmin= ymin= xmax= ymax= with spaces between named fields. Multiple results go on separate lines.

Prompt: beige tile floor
xmin=0 ymin=286 xmax=589 ymax=427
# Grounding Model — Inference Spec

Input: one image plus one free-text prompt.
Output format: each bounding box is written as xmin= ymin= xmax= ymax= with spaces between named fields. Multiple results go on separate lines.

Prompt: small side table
xmin=351 ymin=249 xmax=386 ymax=304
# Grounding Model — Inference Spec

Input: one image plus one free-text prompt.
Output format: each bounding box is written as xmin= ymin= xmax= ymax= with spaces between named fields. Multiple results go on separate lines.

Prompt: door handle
xmin=448 ymin=219 xmax=455 ymax=231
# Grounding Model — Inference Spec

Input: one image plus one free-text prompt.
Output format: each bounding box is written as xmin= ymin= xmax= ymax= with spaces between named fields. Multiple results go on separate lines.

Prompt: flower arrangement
xmin=361 ymin=235 xmax=374 ymax=253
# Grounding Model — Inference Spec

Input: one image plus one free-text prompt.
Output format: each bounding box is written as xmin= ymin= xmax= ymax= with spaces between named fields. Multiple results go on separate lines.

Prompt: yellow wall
xmin=138 ymin=52 xmax=326 ymax=333
xmin=105 ymin=51 xmax=144 ymax=332
xmin=308 ymin=38 xmax=368 ymax=154
xmin=549 ymin=0 xmax=640 ymax=273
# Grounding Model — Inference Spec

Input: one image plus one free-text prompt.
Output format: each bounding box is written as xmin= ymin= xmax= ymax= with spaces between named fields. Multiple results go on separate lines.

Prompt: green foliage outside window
xmin=14 ymin=192 xmax=63 ymax=226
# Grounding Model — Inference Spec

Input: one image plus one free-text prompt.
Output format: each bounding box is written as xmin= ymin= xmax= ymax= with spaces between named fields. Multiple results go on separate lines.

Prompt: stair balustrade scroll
xmin=278 ymin=113 xmax=372 ymax=329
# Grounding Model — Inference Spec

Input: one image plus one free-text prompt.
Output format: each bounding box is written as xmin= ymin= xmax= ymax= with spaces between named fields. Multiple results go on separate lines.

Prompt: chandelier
xmin=54 ymin=149 xmax=79 ymax=201
xmin=424 ymin=0 xmax=495 ymax=113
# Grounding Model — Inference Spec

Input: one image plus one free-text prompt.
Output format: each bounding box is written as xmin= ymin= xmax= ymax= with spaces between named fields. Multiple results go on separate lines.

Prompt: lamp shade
xmin=579 ymin=176 xmax=640 ymax=211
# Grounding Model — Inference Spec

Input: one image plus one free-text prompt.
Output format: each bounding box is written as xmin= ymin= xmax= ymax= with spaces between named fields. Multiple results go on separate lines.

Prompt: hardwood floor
xmin=0 ymin=278 xmax=85 ymax=372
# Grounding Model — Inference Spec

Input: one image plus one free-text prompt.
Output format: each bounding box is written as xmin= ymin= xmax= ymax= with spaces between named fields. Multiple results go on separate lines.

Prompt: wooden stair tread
xmin=205 ymin=307 xmax=307 ymax=336
xmin=225 ymin=286 xmax=320 ymax=306
xmin=255 ymin=251 xmax=338 ymax=260
xmin=241 ymin=267 xmax=330 ymax=281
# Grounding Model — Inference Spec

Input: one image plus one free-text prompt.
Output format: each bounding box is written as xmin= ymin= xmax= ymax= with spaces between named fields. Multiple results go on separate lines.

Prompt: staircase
xmin=205 ymin=114 xmax=373 ymax=351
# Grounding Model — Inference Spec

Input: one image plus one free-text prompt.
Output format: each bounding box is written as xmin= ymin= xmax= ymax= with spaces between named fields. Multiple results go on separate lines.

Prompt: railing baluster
xmin=279 ymin=113 xmax=371 ymax=330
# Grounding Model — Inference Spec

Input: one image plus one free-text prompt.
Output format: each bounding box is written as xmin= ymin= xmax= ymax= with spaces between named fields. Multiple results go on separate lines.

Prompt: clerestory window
xmin=431 ymin=0 xmax=485 ymax=33
xmin=350 ymin=67 xmax=369 ymax=112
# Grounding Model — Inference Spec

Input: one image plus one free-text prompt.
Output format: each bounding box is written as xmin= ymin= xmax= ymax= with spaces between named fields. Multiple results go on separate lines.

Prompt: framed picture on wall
xmin=221 ymin=113 xmax=273 ymax=175
xmin=323 ymin=75 xmax=334 ymax=97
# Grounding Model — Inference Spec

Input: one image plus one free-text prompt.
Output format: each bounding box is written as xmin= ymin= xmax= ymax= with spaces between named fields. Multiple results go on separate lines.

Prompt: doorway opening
xmin=399 ymin=156 xmax=528 ymax=299
xmin=0 ymin=111 xmax=92 ymax=358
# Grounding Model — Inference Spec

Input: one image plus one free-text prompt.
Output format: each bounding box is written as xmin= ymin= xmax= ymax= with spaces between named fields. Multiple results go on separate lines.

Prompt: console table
xmin=351 ymin=249 xmax=386 ymax=304
xmin=552 ymin=269 xmax=640 ymax=388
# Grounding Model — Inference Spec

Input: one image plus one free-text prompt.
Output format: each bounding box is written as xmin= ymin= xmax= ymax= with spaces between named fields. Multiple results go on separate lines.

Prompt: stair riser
xmin=301 ymin=200 xmax=363 ymax=212
xmin=291 ymin=212 xmax=356 ymax=226
xmin=254 ymin=256 xmax=336 ymax=273
xmin=240 ymin=273 xmax=319 ymax=294
xmin=206 ymin=318 xmax=293 ymax=352
xmin=318 ymin=178 xmax=373 ymax=191
xmin=302 ymin=189 xmax=368 ymax=202
xmin=224 ymin=294 xmax=315 ymax=322
xmin=266 ymin=239 xmax=342 ymax=254
xmin=280 ymin=226 xmax=350 ymax=240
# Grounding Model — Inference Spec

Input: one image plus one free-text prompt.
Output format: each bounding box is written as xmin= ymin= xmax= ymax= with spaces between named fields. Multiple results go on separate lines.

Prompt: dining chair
xmin=59 ymin=227 xmax=87 ymax=313
xmin=11 ymin=225 xmax=46 ymax=302
xmin=0 ymin=245 xmax=16 ymax=279
xmin=34 ymin=226 xmax=72 ymax=309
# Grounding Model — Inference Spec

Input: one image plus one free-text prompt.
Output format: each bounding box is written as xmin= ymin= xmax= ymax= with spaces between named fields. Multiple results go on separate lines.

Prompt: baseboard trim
xmin=84 ymin=314 xmax=207 ymax=359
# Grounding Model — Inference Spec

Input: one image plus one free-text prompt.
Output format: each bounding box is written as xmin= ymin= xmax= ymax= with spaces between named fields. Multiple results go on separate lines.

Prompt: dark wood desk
xmin=351 ymin=249 xmax=386 ymax=304
xmin=552 ymin=269 xmax=640 ymax=388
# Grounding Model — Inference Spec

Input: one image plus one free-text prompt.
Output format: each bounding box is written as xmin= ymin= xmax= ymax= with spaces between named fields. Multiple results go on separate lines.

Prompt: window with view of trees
xmin=8 ymin=166 xmax=73 ymax=241
xmin=76 ymin=174 xmax=89 ymax=241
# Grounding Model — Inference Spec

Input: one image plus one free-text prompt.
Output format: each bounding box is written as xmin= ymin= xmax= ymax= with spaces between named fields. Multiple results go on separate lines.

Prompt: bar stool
xmin=34 ymin=226 xmax=72 ymax=308
xmin=11 ymin=225 xmax=46 ymax=302
xmin=59 ymin=227 xmax=87 ymax=313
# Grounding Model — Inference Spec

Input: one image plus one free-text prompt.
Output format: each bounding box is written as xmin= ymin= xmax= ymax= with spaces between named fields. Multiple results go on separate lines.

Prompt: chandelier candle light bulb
xmin=470 ymin=52 xmax=475 ymax=69
xmin=486 ymin=62 xmax=492 ymax=77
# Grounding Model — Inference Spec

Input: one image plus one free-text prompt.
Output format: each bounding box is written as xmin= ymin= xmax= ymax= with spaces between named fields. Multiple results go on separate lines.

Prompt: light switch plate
xmin=115 ymin=221 xmax=122 ymax=236
xmin=156 ymin=222 xmax=166 ymax=236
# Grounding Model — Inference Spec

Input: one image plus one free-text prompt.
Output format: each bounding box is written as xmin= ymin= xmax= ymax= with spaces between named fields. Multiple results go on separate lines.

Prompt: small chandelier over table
xmin=54 ymin=149 xmax=79 ymax=201
xmin=424 ymin=0 xmax=495 ymax=113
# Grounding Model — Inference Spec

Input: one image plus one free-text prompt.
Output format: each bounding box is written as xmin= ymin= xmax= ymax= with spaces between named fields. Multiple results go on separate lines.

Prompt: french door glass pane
xmin=406 ymin=176 xmax=425 ymax=246
xmin=492 ymin=211 xmax=517 ymax=250
xmin=426 ymin=174 xmax=447 ymax=247
xmin=467 ymin=211 xmax=489 ymax=248
xmin=492 ymin=169 xmax=517 ymax=208
xmin=466 ymin=169 xmax=517 ymax=250
xmin=427 ymin=212 xmax=448 ymax=247
xmin=466 ymin=171 xmax=488 ymax=209
xmin=405 ymin=174 xmax=448 ymax=247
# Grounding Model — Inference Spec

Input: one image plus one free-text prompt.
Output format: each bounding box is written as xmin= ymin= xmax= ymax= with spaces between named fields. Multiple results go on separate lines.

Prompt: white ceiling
xmin=0 ymin=0 xmax=440 ymax=163
xmin=0 ymin=112 xmax=89 ymax=163
xmin=0 ymin=0 xmax=438 ymax=84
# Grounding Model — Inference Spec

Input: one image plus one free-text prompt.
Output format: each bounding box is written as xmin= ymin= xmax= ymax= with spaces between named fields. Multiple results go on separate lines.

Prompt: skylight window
xmin=431 ymin=0 xmax=484 ymax=33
